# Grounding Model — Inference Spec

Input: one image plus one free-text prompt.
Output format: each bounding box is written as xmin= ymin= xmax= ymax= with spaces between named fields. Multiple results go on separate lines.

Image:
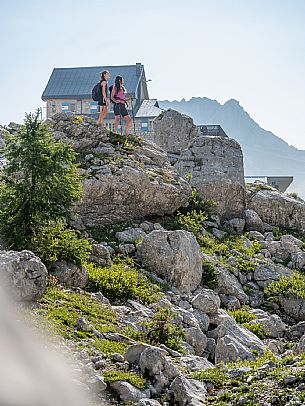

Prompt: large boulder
xmin=136 ymin=229 xmax=203 ymax=293
xmin=0 ymin=250 xmax=47 ymax=301
xmin=278 ymin=294 xmax=305 ymax=322
xmin=215 ymin=267 xmax=249 ymax=304
xmin=50 ymin=113 xmax=191 ymax=226
xmin=248 ymin=186 xmax=305 ymax=234
xmin=170 ymin=375 xmax=207 ymax=405
xmin=152 ymin=109 xmax=198 ymax=154
xmin=175 ymin=136 xmax=246 ymax=220
xmin=139 ymin=347 xmax=178 ymax=393
xmin=191 ymin=289 xmax=221 ymax=314
xmin=51 ymin=261 xmax=88 ymax=289
xmin=109 ymin=381 xmax=149 ymax=402
xmin=215 ymin=319 xmax=266 ymax=363
xmin=253 ymin=262 xmax=293 ymax=288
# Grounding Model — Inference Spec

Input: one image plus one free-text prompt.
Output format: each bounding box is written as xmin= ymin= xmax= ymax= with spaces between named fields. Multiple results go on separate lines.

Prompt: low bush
xmin=143 ymin=307 xmax=185 ymax=352
xmin=190 ymin=367 xmax=227 ymax=388
xmin=86 ymin=258 xmax=163 ymax=304
xmin=30 ymin=220 xmax=91 ymax=266
xmin=103 ymin=370 xmax=146 ymax=389
xmin=229 ymin=308 xmax=257 ymax=324
xmin=201 ymin=259 xmax=219 ymax=289
xmin=39 ymin=283 xmax=118 ymax=341
xmin=264 ymin=272 xmax=305 ymax=302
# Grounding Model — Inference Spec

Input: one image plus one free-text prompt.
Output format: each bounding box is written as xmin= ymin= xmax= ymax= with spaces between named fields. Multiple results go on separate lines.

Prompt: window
xmin=90 ymin=102 xmax=98 ymax=113
xmin=51 ymin=103 xmax=56 ymax=113
xmin=61 ymin=102 xmax=69 ymax=112
xmin=61 ymin=102 xmax=76 ymax=112
xmin=141 ymin=118 xmax=148 ymax=132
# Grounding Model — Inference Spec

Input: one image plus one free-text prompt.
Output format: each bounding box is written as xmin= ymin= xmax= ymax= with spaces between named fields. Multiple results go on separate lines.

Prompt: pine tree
xmin=0 ymin=109 xmax=83 ymax=250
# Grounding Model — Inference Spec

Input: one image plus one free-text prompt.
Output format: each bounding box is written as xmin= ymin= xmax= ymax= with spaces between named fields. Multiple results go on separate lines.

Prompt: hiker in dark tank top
xmin=97 ymin=70 xmax=110 ymax=126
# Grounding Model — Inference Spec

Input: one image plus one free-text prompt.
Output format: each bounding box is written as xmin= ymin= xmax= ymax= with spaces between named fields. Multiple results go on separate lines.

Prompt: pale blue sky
xmin=1 ymin=0 xmax=305 ymax=148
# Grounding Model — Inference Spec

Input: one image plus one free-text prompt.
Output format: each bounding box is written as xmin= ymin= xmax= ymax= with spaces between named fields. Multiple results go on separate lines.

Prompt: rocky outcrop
xmin=214 ymin=318 xmax=266 ymax=363
xmin=152 ymin=109 xmax=198 ymax=154
xmin=248 ymin=185 xmax=305 ymax=234
xmin=175 ymin=135 xmax=246 ymax=220
xmin=0 ymin=250 xmax=47 ymax=301
xmin=49 ymin=113 xmax=191 ymax=226
xmin=136 ymin=229 xmax=203 ymax=293
xmin=51 ymin=260 xmax=88 ymax=288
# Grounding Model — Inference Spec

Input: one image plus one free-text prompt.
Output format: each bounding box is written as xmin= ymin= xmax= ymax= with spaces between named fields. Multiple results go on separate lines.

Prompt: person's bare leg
xmin=114 ymin=115 xmax=120 ymax=133
xmin=125 ymin=115 xmax=131 ymax=136
xmin=101 ymin=106 xmax=108 ymax=126
xmin=97 ymin=106 xmax=104 ymax=126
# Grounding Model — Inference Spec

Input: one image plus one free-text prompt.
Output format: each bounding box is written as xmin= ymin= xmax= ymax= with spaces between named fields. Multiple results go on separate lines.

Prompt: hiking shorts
xmin=98 ymin=99 xmax=107 ymax=106
xmin=114 ymin=103 xmax=129 ymax=117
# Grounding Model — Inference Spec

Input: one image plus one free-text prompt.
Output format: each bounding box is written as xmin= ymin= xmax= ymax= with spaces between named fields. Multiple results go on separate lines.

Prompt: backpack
xmin=92 ymin=81 xmax=102 ymax=102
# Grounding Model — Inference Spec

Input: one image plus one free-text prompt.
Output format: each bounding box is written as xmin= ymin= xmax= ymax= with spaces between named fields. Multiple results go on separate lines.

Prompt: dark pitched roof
xmin=42 ymin=64 xmax=144 ymax=100
xmin=135 ymin=99 xmax=163 ymax=118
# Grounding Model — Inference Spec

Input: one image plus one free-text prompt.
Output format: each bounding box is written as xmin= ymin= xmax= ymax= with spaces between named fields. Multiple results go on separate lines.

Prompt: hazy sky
xmin=1 ymin=0 xmax=305 ymax=148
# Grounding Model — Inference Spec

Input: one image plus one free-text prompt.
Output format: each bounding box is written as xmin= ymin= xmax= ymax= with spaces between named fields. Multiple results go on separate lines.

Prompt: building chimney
xmin=136 ymin=62 xmax=142 ymax=76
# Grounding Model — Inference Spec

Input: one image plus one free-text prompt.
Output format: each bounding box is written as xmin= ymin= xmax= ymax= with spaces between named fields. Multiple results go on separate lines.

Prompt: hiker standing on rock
xmin=97 ymin=70 xmax=110 ymax=126
xmin=111 ymin=75 xmax=132 ymax=135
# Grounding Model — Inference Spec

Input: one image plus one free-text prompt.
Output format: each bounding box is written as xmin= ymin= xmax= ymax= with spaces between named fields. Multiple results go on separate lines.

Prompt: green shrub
xmin=86 ymin=258 xmax=162 ymax=304
xmin=177 ymin=209 xmax=208 ymax=239
xmin=190 ymin=367 xmax=227 ymax=388
xmin=103 ymin=370 xmax=146 ymax=389
xmin=39 ymin=284 xmax=118 ymax=341
xmin=30 ymin=220 xmax=91 ymax=266
xmin=235 ymin=258 xmax=258 ymax=274
xmin=242 ymin=322 xmax=267 ymax=339
xmin=229 ymin=308 xmax=257 ymax=324
xmin=144 ymin=307 xmax=185 ymax=351
xmin=201 ymin=259 xmax=219 ymax=289
xmin=108 ymin=131 xmax=142 ymax=148
xmin=264 ymin=272 xmax=305 ymax=302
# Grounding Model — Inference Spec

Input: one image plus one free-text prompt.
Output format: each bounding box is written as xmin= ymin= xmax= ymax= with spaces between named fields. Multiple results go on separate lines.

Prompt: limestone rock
xmin=248 ymin=187 xmax=305 ymax=234
xmin=178 ymin=355 xmax=213 ymax=372
xmin=253 ymin=262 xmax=293 ymax=288
xmin=116 ymin=227 xmax=146 ymax=243
xmin=51 ymin=260 xmax=88 ymax=288
xmin=125 ymin=343 xmax=167 ymax=364
xmin=50 ymin=113 xmax=191 ymax=226
xmin=215 ymin=267 xmax=249 ymax=304
xmin=184 ymin=327 xmax=207 ymax=356
xmin=152 ymin=109 xmax=198 ymax=154
xmin=278 ymin=294 xmax=305 ymax=322
xmin=191 ymin=289 xmax=221 ymax=314
xmin=250 ymin=309 xmax=286 ymax=338
xmin=136 ymin=229 xmax=203 ymax=293
xmin=0 ymin=250 xmax=47 ymax=301
xmin=109 ymin=381 xmax=149 ymax=402
xmin=215 ymin=319 xmax=266 ymax=363
xmin=139 ymin=347 xmax=178 ymax=392
xmin=89 ymin=243 xmax=112 ymax=266
xmin=170 ymin=375 xmax=207 ymax=405
xmin=175 ymin=135 xmax=246 ymax=220
xmin=244 ymin=209 xmax=264 ymax=233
